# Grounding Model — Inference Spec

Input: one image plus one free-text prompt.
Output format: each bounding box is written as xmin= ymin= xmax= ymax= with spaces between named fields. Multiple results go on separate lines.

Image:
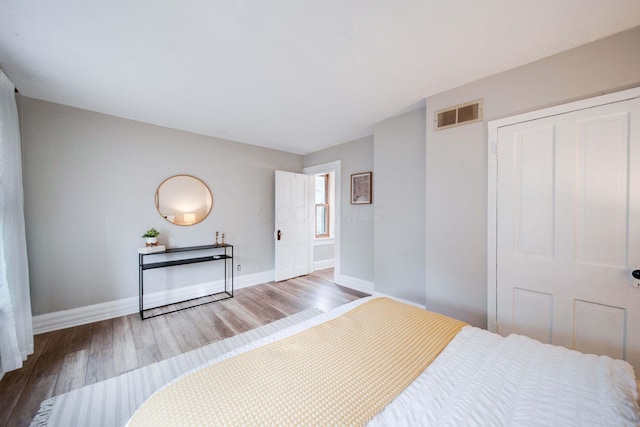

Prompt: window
xmin=315 ymin=173 xmax=330 ymax=238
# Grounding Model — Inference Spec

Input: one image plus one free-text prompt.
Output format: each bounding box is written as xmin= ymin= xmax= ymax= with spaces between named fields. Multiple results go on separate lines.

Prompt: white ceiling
xmin=1 ymin=1 xmax=639 ymax=155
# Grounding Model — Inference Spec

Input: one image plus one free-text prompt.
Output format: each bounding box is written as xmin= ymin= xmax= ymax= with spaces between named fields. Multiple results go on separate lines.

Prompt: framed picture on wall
xmin=351 ymin=172 xmax=372 ymax=204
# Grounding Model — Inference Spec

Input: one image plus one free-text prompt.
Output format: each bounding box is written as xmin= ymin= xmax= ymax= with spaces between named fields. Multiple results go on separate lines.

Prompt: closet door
xmin=496 ymin=97 xmax=640 ymax=371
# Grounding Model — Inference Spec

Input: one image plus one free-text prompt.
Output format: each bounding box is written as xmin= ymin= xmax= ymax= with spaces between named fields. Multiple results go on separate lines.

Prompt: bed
xmin=127 ymin=297 xmax=640 ymax=426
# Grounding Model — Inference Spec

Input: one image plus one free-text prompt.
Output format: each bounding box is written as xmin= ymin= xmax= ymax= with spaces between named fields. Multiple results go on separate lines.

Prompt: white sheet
xmin=371 ymin=325 xmax=639 ymax=426
xmin=128 ymin=297 xmax=640 ymax=426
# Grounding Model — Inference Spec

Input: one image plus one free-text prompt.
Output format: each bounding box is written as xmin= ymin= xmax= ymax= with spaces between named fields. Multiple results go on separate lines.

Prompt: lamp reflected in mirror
xmin=183 ymin=213 xmax=196 ymax=225
xmin=155 ymin=175 xmax=213 ymax=226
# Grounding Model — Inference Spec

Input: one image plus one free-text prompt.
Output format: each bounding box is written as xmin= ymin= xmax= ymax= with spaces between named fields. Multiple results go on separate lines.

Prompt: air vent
xmin=435 ymin=100 xmax=483 ymax=130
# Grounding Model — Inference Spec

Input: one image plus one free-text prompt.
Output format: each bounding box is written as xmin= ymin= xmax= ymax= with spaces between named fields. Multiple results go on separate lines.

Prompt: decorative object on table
xmin=141 ymin=227 xmax=160 ymax=247
xmin=351 ymin=172 xmax=372 ymax=204
xmin=214 ymin=231 xmax=220 ymax=247
xmin=138 ymin=245 xmax=166 ymax=254
xmin=221 ymin=233 xmax=225 ymax=245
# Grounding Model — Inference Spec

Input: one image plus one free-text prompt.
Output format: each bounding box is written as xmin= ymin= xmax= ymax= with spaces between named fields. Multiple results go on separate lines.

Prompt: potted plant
xmin=142 ymin=228 xmax=160 ymax=247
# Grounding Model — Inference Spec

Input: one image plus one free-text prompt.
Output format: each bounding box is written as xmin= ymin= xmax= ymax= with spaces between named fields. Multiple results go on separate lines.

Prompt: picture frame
xmin=350 ymin=172 xmax=372 ymax=204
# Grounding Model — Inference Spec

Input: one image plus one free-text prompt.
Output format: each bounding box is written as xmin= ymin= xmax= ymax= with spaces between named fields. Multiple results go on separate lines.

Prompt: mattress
xmin=128 ymin=297 xmax=640 ymax=426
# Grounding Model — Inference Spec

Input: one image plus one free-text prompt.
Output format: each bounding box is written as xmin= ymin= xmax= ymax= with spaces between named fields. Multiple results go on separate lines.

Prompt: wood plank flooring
xmin=0 ymin=268 xmax=368 ymax=427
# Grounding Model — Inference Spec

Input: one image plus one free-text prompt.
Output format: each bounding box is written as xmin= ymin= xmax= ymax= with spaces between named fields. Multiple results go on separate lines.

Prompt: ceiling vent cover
xmin=435 ymin=100 xmax=483 ymax=130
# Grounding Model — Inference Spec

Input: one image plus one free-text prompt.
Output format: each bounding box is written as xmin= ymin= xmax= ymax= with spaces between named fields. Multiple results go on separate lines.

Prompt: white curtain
xmin=0 ymin=69 xmax=33 ymax=376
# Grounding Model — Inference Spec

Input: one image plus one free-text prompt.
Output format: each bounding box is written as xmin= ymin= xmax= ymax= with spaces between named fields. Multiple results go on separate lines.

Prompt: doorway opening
xmin=304 ymin=160 xmax=341 ymax=282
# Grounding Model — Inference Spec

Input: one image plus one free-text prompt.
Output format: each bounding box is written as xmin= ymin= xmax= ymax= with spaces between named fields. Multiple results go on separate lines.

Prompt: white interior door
xmin=496 ymin=97 xmax=640 ymax=371
xmin=275 ymin=170 xmax=312 ymax=282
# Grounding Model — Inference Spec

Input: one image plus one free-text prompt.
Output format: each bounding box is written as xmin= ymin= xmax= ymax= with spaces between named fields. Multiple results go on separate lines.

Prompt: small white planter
xmin=145 ymin=237 xmax=158 ymax=246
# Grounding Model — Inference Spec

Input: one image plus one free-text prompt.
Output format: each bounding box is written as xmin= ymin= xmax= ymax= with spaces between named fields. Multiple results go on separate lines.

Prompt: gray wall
xmin=19 ymin=97 xmax=302 ymax=315
xmin=313 ymin=244 xmax=334 ymax=263
xmin=20 ymin=26 xmax=640 ymax=319
xmin=425 ymin=26 xmax=640 ymax=327
xmin=373 ymin=108 xmax=426 ymax=303
xmin=303 ymin=136 xmax=374 ymax=282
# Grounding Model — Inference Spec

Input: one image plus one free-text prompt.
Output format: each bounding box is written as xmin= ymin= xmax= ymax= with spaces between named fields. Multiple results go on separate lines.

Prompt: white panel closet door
xmin=496 ymin=98 xmax=640 ymax=371
xmin=274 ymin=171 xmax=312 ymax=282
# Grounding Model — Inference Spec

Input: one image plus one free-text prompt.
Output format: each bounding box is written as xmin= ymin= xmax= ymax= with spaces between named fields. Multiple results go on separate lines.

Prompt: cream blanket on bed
xmin=128 ymin=297 xmax=466 ymax=426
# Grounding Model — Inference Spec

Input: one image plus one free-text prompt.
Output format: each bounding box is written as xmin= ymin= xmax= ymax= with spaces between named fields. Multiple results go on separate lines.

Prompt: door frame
xmin=303 ymin=160 xmax=341 ymax=278
xmin=487 ymin=86 xmax=640 ymax=332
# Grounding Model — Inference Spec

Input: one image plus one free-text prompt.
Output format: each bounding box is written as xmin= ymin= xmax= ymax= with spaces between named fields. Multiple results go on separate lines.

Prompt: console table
xmin=138 ymin=244 xmax=234 ymax=320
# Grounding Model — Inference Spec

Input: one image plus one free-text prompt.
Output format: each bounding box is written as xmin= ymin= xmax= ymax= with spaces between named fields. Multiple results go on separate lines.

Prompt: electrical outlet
xmin=237 ymin=264 xmax=241 ymax=272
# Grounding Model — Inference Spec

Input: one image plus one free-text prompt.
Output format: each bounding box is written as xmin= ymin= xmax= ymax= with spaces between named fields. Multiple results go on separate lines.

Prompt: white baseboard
xmin=234 ymin=270 xmax=275 ymax=288
xmin=334 ymin=273 xmax=374 ymax=294
xmin=32 ymin=270 xmax=275 ymax=334
xmin=314 ymin=258 xmax=334 ymax=270
xmin=32 ymin=295 xmax=138 ymax=335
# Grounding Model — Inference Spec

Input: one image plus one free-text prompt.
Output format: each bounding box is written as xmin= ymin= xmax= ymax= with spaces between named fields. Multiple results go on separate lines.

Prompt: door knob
xmin=632 ymin=270 xmax=640 ymax=280
xmin=277 ymin=230 xmax=282 ymax=241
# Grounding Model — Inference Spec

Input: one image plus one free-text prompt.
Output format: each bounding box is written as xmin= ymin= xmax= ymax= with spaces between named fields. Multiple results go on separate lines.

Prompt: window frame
xmin=315 ymin=173 xmax=330 ymax=239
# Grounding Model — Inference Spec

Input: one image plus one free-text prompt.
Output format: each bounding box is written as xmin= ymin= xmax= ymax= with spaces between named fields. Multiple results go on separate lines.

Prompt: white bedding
xmin=129 ymin=297 xmax=640 ymax=426
xmin=371 ymin=326 xmax=639 ymax=426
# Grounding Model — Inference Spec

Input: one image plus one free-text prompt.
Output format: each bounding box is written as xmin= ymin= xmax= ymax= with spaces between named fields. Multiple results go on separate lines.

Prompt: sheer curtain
xmin=0 ymin=69 xmax=33 ymax=377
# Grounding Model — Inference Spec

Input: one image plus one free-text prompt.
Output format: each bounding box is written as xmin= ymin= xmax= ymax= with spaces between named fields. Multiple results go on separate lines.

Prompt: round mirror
xmin=155 ymin=175 xmax=213 ymax=226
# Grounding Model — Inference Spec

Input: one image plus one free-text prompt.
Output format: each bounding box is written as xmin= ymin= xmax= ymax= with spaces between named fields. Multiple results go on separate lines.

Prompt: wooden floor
xmin=0 ymin=269 xmax=368 ymax=427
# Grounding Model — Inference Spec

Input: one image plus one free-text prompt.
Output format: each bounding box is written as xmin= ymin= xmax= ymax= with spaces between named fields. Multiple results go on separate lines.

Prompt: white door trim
xmin=303 ymin=160 xmax=341 ymax=277
xmin=487 ymin=86 xmax=640 ymax=332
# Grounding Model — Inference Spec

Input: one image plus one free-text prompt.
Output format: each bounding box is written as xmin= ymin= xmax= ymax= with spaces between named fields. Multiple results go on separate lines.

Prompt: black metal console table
xmin=138 ymin=244 xmax=234 ymax=320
